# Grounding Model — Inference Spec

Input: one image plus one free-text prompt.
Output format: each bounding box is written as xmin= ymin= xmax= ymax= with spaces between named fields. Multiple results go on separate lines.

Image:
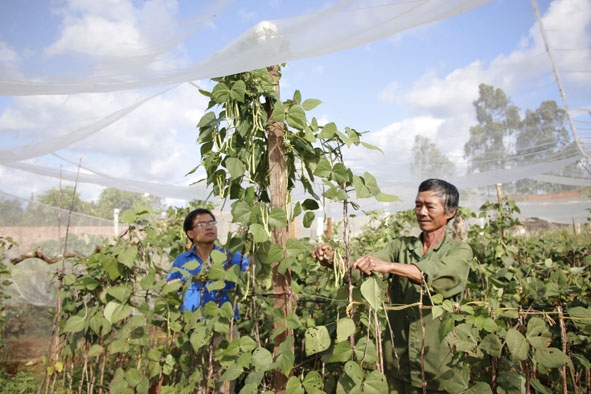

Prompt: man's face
xmin=414 ymin=190 xmax=456 ymax=233
xmin=187 ymin=213 xmax=217 ymax=243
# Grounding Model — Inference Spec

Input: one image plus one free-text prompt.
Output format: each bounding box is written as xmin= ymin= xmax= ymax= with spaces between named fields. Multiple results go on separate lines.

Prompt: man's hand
xmin=312 ymin=244 xmax=334 ymax=267
xmin=352 ymin=254 xmax=392 ymax=275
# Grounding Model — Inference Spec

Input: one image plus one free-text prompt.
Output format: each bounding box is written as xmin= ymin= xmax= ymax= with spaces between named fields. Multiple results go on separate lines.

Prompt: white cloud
xmin=374 ymin=0 xmax=589 ymax=176
xmin=0 ymin=41 xmax=20 ymax=67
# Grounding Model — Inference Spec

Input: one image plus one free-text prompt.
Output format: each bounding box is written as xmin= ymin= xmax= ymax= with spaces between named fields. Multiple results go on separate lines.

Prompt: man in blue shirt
xmin=167 ymin=208 xmax=249 ymax=318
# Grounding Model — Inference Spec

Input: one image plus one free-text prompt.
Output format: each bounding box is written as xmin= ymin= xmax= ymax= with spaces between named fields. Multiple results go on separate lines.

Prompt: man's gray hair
xmin=418 ymin=179 xmax=459 ymax=214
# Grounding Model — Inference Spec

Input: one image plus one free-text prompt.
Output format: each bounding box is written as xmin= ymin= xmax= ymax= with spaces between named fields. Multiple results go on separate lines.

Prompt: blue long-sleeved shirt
xmin=167 ymin=245 xmax=249 ymax=318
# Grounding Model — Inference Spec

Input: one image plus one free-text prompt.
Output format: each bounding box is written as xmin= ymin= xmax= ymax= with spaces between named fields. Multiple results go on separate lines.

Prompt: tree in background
xmin=410 ymin=135 xmax=455 ymax=179
xmin=514 ymin=100 xmax=578 ymax=193
xmin=95 ymin=187 xmax=163 ymax=219
xmin=0 ymin=197 xmax=24 ymax=226
xmin=464 ymin=83 xmax=582 ymax=194
xmin=23 ymin=186 xmax=94 ymax=225
xmin=464 ymin=84 xmax=521 ymax=174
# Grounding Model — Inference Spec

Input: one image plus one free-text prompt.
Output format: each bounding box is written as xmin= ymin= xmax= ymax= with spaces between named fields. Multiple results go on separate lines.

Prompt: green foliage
xmin=0 ymin=197 xmax=24 ymax=226
xmin=448 ymin=198 xmax=591 ymax=393
xmin=13 ymin=70 xmax=590 ymax=393
xmin=10 ymin=198 xmax=591 ymax=393
xmin=95 ymin=187 xmax=164 ymax=219
xmin=0 ymin=370 xmax=42 ymax=394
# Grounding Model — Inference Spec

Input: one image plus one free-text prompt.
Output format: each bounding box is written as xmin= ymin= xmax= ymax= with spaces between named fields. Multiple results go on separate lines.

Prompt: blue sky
xmin=0 ymin=0 xmax=589 ymax=212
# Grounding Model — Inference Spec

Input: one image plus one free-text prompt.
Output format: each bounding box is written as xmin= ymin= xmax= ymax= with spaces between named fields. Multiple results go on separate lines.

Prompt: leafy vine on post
xmin=194 ymin=65 xmax=395 ymax=392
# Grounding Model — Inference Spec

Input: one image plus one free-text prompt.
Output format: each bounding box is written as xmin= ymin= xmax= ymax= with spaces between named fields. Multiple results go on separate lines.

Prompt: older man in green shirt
xmin=314 ymin=179 xmax=472 ymax=393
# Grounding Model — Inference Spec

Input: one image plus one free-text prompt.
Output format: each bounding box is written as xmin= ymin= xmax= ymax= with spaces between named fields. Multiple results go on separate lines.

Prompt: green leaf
xmin=534 ymin=347 xmax=574 ymax=370
xmin=497 ymin=371 xmax=525 ymax=394
xmin=302 ymin=370 xmax=323 ymax=392
xmin=231 ymin=201 xmax=252 ymax=223
xmin=124 ymin=368 xmax=142 ymax=387
xmin=87 ymin=344 xmax=104 ymax=357
xmin=375 ymin=192 xmax=399 ymax=203
xmin=343 ymin=360 xmax=363 ymax=384
xmin=270 ymin=100 xmax=285 ymax=122
xmin=301 ymin=198 xmax=320 ymax=210
xmin=303 ymin=211 xmax=316 ymax=228
xmin=331 ymin=163 xmax=350 ymax=183
xmin=286 ymin=238 xmax=309 ymax=258
xmin=104 ymin=301 xmax=131 ymax=324
xmin=190 ymin=329 xmax=209 ymax=352
xmin=120 ymin=209 xmax=136 ymax=223
xmin=352 ymin=175 xmax=372 ymax=199
xmin=305 ymin=326 xmax=331 ymax=356
xmin=117 ymin=245 xmax=138 ymax=268
xmin=240 ymin=336 xmax=258 ymax=352
xmin=506 ymin=328 xmax=530 ymax=361
xmin=269 ymin=207 xmax=288 ymax=227
xmin=251 ymin=223 xmax=270 ymax=243
xmin=276 ymin=345 xmax=295 ymax=376
xmin=63 ymin=315 xmax=86 ymax=333
xmin=286 ymin=312 xmax=301 ymax=329
xmin=464 ymin=382 xmax=493 ymax=394
xmin=360 ymin=276 xmax=384 ymax=310
xmin=432 ymin=305 xmax=445 ymax=319
xmin=106 ymin=285 xmax=132 ymax=302
xmin=336 ymin=317 xmax=356 ymax=343
xmin=109 ymin=339 xmax=130 ymax=354
xmin=479 ymin=333 xmax=503 ymax=357
xmin=354 ymin=337 xmax=379 ymax=363
xmin=252 ymin=348 xmax=274 ymax=371
xmin=229 ymin=80 xmax=246 ymax=102
xmin=529 ymin=378 xmax=553 ymax=394
xmin=286 ymin=105 xmax=306 ymax=129
xmin=313 ymin=157 xmax=332 ymax=178
xmin=301 ymin=98 xmax=322 ymax=111
xmin=318 ymin=122 xmax=337 ymax=139
xmin=197 ymin=111 xmax=216 ymax=128
xmin=285 ymin=377 xmax=305 ymax=394
xmin=212 ymin=82 xmax=230 ymax=103
xmin=266 ymin=244 xmax=285 ymax=264
xmin=446 ymin=323 xmax=480 ymax=357
xmin=362 ymin=370 xmax=389 ymax=394
xmin=362 ymin=172 xmax=381 ymax=195
xmin=568 ymin=306 xmax=591 ymax=330
xmin=225 ymin=157 xmax=245 ymax=180
xmin=220 ymin=364 xmax=243 ymax=381
xmin=327 ymin=341 xmax=353 ymax=363
xmin=359 ymin=141 xmax=381 ymax=152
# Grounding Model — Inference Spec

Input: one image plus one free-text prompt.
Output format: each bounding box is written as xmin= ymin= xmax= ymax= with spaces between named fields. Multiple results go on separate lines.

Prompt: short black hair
xmin=183 ymin=208 xmax=216 ymax=233
xmin=418 ymin=179 xmax=459 ymax=215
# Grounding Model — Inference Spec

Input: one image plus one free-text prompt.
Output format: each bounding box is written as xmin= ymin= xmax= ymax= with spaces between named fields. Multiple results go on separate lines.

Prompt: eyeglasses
xmin=192 ymin=220 xmax=217 ymax=229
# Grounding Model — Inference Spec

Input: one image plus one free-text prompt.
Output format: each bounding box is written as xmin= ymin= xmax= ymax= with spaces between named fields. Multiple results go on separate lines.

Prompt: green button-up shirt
xmin=374 ymin=234 xmax=472 ymax=391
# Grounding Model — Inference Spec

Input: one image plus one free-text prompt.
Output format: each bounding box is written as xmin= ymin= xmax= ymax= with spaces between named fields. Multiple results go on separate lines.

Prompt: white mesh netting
xmin=1 ymin=0 xmax=590 ymax=265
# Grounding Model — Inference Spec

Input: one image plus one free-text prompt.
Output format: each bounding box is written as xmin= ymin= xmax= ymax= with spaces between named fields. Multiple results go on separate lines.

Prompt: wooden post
xmin=496 ymin=183 xmax=507 ymax=239
xmin=266 ymin=64 xmax=292 ymax=393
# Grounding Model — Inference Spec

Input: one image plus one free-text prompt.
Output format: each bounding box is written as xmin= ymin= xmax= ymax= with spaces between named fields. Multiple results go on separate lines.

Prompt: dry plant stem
xmin=100 ymin=343 xmax=107 ymax=394
xmin=10 ymin=249 xmax=85 ymax=265
xmin=419 ymin=287 xmax=427 ymax=394
xmin=207 ymin=336 xmax=216 ymax=394
xmin=491 ymin=356 xmax=498 ymax=391
xmin=376 ymin=306 xmax=384 ymax=373
xmin=558 ymin=305 xmax=577 ymax=394
xmin=341 ymin=192 xmax=356 ymax=354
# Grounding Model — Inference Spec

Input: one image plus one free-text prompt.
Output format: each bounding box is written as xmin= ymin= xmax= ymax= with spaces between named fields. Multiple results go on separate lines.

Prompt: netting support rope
xmin=530 ymin=0 xmax=589 ymax=161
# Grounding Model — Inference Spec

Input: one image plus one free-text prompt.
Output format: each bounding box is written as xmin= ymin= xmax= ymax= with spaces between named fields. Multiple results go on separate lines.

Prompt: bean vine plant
xmin=0 ymin=67 xmax=589 ymax=394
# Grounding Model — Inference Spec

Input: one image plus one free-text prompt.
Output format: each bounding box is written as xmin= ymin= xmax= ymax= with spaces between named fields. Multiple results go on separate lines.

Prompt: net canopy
xmin=0 ymin=0 xmax=590 ymax=232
